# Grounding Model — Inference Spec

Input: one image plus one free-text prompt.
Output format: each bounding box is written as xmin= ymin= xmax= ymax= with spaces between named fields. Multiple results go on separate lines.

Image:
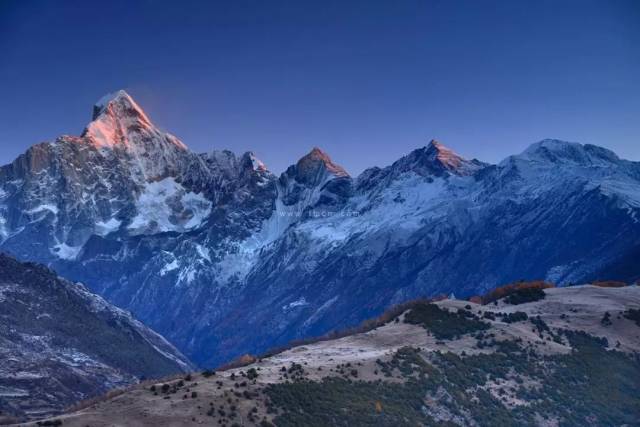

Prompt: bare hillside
xmin=18 ymin=285 xmax=640 ymax=427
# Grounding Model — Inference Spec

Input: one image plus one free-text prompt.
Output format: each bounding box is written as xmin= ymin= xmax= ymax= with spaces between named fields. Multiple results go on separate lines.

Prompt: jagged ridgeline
xmin=0 ymin=91 xmax=639 ymax=366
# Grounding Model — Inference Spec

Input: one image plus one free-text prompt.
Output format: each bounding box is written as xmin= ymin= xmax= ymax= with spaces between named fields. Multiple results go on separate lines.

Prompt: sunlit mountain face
xmin=1 ymin=91 xmax=639 ymax=367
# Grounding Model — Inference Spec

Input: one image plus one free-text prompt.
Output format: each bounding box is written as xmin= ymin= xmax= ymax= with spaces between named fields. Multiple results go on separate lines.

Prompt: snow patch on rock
xmin=27 ymin=204 xmax=59 ymax=216
xmin=283 ymin=297 xmax=309 ymax=311
xmin=128 ymin=178 xmax=211 ymax=235
xmin=160 ymin=258 xmax=179 ymax=276
xmin=52 ymin=243 xmax=82 ymax=260
xmin=196 ymin=244 xmax=211 ymax=262
xmin=95 ymin=218 xmax=122 ymax=236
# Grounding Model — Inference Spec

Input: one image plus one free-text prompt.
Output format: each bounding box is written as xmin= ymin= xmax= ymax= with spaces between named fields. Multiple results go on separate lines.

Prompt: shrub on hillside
xmin=246 ymin=367 xmax=259 ymax=380
xmin=480 ymin=281 xmax=554 ymax=305
xmin=202 ymin=369 xmax=216 ymax=378
xmin=502 ymin=311 xmax=528 ymax=323
xmin=504 ymin=287 xmax=546 ymax=305
xmin=404 ymin=303 xmax=489 ymax=339
xmin=623 ymin=309 xmax=640 ymax=327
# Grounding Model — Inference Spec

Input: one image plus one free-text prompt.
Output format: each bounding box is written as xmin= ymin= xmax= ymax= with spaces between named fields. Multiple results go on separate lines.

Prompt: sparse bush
xmin=202 ymin=369 xmax=216 ymax=378
xmin=481 ymin=281 xmax=554 ymax=305
xmin=404 ymin=303 xmax=489 ymax=339
xmin=503 ymin=311 xmax=528 ymax=323
xmin=483 ymin=311 xmax=496 ymax=320
xmin=504 ymin=287 xmax=546 ymax=305
xmin=531 ymin=316 xmax=550 ymax=334
xmin=247 ymin=367 xmax=259 ymax=380
xmin=623 ymin=309 xmax=640 ymax=327
xmin=601 ymin=312 xmax=612 ymax=326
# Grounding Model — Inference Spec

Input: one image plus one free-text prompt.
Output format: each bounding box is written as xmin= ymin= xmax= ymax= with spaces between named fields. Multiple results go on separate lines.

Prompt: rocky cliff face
xmin=0 ymin=253 xmax=192 ymax=421
xmin=1 ymin=91 xmax=639 ymax=367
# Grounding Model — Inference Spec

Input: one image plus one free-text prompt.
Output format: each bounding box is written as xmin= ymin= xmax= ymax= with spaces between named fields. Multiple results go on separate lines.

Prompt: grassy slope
xmin=21 ymin=285 xmax=640 ymax=427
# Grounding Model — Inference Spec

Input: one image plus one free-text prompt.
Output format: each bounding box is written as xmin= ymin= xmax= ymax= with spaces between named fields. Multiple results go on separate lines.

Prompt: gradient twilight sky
xmin=0 ymin=0 xmax=638 ymax=175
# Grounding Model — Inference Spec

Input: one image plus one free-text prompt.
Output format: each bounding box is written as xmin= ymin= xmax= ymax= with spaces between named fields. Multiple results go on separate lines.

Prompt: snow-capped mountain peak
xmin=386 ymin=139 xmax=486 ymax=178
xmin=2 ymin=88 xmax=639 ymax=372
xmin=517 ymin=139 xmax=621 ymax=167
xmin=241 ymin=151 xmax=268 ymax=172
xmin=288 ymin=147 xmax=349 ymax=187
xmin=425 ymin=139 xmax=462 ymax=166
xmin=82 ymin=90 xmax=187 ymax=151
xmin=91 ymin=90 xmax=148 ymax=121
xmin=301 ymin=147 xmax=348 ymax=175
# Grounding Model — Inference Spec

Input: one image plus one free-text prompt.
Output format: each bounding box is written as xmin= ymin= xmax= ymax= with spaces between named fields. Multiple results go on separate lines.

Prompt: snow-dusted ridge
xmin=0 ymin=253 xmax=193 ymax=420
xmin=0 ymin=90 xmax=639 ymax=370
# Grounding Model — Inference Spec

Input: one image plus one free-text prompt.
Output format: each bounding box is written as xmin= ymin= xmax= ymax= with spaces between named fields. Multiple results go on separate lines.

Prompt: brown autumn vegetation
xmin=472 ymin=280 xmax=555 ymax=305
xmin=468 ymin=295 xmax=483 ymax=304
xmin=591 ymin=280 xmax=628 ymax=288
xmin=217 ymin=354 xmax=258 ymax=370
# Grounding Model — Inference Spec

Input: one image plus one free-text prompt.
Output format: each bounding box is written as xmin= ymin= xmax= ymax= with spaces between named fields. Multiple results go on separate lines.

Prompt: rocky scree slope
xmin=0 ymin=254 xmax=192 ymax=422
xmin=1 ymin=91 xmax=639 ymax=367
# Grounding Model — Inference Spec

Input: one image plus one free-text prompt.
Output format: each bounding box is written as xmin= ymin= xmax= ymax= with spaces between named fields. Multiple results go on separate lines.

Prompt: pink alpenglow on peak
xmin=425 ymin=139 xmax=466 ymax=171
xmin=244 ymin=151 xmax=268 ymax=172
xmin=91 ymin=90 xmax=150 ymax=122
xmin=389 ymin=139 xmax=486 ymax=178
xmin=421 ymin=139 xmax=486 ymax=176
xmin=297 ymin=147 xmax=349 ymax=178
xmin=81 ymin=90 xmax=187 ymax=151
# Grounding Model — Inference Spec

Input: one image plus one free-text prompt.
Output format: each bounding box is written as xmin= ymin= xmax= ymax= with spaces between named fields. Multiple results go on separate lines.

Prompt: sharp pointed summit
xmin=389 ymin=139 xmax=487 ymax=177
xmin=241 ymin=151 xmax=268 ymax=172
xmin=81 ymin=90 xmax=187 ymax=151
xmin=424 ymin=139 xmax=468 ymax=171
xmin=91 ymin=90 xmax=149 ymax=122
xmin=294 ymin=147 xmax=349 ymax=185
xmin=277 ymin=147 xmax=351 ymax=207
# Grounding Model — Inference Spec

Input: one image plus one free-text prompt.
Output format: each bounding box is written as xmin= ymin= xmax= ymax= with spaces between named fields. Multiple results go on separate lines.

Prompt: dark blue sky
xmin=1 ymin=0 xmax=638 ymax=174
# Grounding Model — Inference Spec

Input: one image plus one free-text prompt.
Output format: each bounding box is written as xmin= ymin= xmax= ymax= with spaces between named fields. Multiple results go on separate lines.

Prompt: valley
xmin=19 ymin=284 xmax=640 ymax=426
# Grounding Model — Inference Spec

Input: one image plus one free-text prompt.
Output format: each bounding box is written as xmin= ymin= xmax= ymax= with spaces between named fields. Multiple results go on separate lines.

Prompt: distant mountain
xmin=28 ymin=284 xmax=640 ymax=427
xmin=1 ymin=91 xmax=639 ymax=367
xmin=0 ymin=253 xmax=192 ymax=421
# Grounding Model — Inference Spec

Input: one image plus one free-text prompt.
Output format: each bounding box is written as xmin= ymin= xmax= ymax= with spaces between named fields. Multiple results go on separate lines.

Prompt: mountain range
xmin=1 ymin=90 xmax=639 ymax=367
